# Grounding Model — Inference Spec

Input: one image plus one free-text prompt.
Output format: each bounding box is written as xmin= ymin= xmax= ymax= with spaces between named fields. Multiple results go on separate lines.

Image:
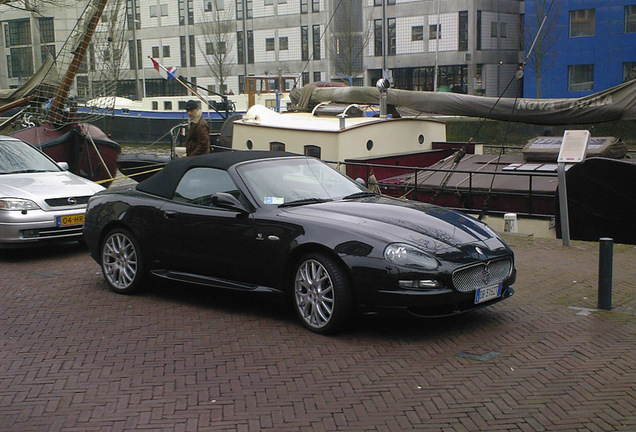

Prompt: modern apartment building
xmin=523 ymin=0 xmax=636 ymax=98
xmin=1 ymin=0 xmax=528 ymax=101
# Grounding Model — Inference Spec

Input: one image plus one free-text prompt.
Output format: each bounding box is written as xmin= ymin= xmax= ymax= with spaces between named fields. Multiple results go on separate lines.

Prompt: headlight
xmin=384 ymin=243 xmax=439 ymax=270
xmin=0 ymin=198 xmax=41 ymax=211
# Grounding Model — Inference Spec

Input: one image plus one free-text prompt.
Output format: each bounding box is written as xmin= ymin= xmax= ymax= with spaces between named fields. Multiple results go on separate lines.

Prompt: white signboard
xmin=557 ymin=130 xmax=591 ymax=163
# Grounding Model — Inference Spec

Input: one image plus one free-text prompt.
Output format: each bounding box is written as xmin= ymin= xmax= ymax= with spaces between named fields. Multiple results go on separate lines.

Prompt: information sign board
xmin=557 ymin=130 xmax=591 ymax=163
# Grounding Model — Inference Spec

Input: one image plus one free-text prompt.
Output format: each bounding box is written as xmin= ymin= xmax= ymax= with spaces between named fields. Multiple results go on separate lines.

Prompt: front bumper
xmin=0 ymin=208 xmax=86 ymax=247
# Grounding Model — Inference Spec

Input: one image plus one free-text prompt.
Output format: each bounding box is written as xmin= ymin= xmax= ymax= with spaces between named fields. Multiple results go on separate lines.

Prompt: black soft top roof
xmin=136 ymin=150 xmax=298 ymax=199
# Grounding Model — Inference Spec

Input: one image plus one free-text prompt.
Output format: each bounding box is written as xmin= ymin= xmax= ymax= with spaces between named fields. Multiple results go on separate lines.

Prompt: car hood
xmin=0 ymin=171 xmax=104 ymax=203
xmin=281 ymin=196 xmax=506 ymax=254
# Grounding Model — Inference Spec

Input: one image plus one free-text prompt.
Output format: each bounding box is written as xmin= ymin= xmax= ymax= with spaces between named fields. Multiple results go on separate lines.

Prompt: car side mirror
xmin=211 ymin=192 xmax=249 ymax=214
xmin=57 ymin=162 xmax=69 ymax=170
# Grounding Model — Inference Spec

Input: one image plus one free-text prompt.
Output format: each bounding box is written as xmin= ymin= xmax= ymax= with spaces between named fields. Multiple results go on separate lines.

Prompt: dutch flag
xmin=150 ymin=57 xmax=177 ymax=80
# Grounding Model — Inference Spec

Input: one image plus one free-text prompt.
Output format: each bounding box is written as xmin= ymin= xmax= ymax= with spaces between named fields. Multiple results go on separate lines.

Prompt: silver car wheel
xmin=102 ymin=231 xmax=139 ymax=290
xmin=294 ymin=258 xmax=335 ymax=329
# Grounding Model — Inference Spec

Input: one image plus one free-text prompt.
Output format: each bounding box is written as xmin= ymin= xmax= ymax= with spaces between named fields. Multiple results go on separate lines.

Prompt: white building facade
xmin=0 ymin=0 xmax=523 ymax=100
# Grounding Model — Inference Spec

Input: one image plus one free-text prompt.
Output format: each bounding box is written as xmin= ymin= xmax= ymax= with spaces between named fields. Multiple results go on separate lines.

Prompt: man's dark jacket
xmin=185 ymin=116 xmax=210 ymax=156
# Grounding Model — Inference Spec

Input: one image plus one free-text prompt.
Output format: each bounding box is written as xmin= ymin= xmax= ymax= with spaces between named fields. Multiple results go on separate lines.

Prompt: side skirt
xmin=150 ymin=269 xmax=285 ymax=296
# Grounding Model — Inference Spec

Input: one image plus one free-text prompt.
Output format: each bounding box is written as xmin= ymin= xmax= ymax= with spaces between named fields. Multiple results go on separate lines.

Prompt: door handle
xmin=163 ymin=210 xmax=177 ymax=220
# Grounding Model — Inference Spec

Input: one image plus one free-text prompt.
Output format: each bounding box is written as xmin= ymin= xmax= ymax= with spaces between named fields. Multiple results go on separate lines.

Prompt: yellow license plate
xmin=56 ymin=214 xmax=85 ymax=227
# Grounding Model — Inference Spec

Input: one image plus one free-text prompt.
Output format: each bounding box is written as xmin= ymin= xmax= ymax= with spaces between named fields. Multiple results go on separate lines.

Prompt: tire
xmin=293 ymin=253 xmax=353 ymax=334
xmin=101 ymin=228 xmax=145 ymax=294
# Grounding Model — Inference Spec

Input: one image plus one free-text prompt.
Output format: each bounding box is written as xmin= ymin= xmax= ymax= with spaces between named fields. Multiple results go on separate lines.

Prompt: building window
xmin=477 ymin=11 xmax=482 ymax=50
xmin=374 ymin=0 xmax=380 ymax=5
xmin=430 ymin=24 xmax=440 ymax=40
xmin=302 ymin=71 xmax=309 ymax=85
xmin=206 ymin=42 xmax=215 ymax=55
xmin=374 ymin=19 xmax=382 ymax=56
xmin=218 ymin=41 xmax=226 ymax=54
xmin=304 ymin=145 xmax=321 ymax=158
xmin=266 ymin=38 xmax=275 ymax=51
xmin=180 ymin=36 xmax=187 ymax=66
xmin=387 ymin=18 xmax=396 ymax=56
xmin=500 ymin=22 xmax=507 ymax=38
xmin=247 ymin=30 xmax=254 ymax=63
xmin=313 ymin=71 xmax=321 ymax=82
xmin=38 ymin=18 xmax=55 ymax=43
xmin=152 ymin=46 xmax=159 ymax=58
xmin=40 ymin=44 xmax=55 ymax=62
xmin=301 ymin=26 xmax=309 ymax=60
xmin=568 ymin=64 xmax=594 ymax=91
xmin=236 ymin=0 xmax=243 ymax=19
xmin=312 ymin=0 xmax=319 ymax=13
xmin=189 ymin=35 xmax=196 ymax=66
xmin=204 ymin=1 xmax=213 ymax=11
xmin=624 ymin=62 xmax=636 ymax=81
xmin=626 ymin=5 xmax=636 ymax=33
xmin=570 ymin=9 xmax=595 ymax=37
xmin=301 ymin=0 xmax=307 ymax=14
xmin=490 ymin=21 xmax=497 ymax=37
xmin=459 ymin=11 xmax=468 ymax=51
xmin=237 ymin=31 xmax=244 ymax=63
xmin=150 ymin=5 xmax=158 ymax=17
xmin=279 ymin=37 xmax=288 ymax=51
xmin=128 ymin=40 xmax=141 ymax=70
xmin=161 ymin=4 xmax=169 ymax=15
xmin=312 ymin=25 xmax=321 ymax=60
xmin=246 ymin=0 xmax=253 ymax=19
xmin=412 ymin=26 xmax=423 ymax=41
xmin=163 ymin=45 xmax=170 ymax=57
xmin=126 ymin=0 xmax=141 ymax=29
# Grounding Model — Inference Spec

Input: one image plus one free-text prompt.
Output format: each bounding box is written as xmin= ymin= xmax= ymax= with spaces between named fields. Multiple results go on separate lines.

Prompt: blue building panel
xmin=523 ymin=0 xmax=636 ymax=98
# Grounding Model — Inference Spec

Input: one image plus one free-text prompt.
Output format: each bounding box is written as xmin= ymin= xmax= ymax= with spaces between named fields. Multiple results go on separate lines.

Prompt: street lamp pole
xmin=131 ymin=0 xmax=141 ymax=100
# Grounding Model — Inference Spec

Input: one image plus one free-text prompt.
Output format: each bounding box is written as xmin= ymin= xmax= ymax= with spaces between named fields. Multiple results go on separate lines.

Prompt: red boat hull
xmin=10 ymin=123 xmax=120 ymax=185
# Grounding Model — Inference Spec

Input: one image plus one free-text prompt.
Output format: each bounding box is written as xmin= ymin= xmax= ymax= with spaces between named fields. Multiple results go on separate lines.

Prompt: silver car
xmin=0 ymin=135 xmax=105 ymax=248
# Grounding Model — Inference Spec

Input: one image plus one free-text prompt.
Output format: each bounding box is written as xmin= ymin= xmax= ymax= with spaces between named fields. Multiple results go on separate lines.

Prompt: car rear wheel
xmin=293 ymin=253 xmax=352 ymax=334
xmin=101 ymin=228 xmax=145 ymax=294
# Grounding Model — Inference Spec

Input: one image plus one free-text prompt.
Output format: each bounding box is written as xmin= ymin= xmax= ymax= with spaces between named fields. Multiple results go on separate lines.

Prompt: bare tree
xmin=524 ymin=0 xmax=560 ymax=98
xmin=0 ymin=0 xmax=71 ymax=13
xmin=198 ymin=0 xmax=235 ymax=94
xmin=329 ymin=0 xmax=371 ymax=84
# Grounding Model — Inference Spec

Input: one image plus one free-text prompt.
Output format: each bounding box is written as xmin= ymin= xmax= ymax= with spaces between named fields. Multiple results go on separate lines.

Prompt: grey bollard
xmin=598 ymin=237 xmax=613 ymax=310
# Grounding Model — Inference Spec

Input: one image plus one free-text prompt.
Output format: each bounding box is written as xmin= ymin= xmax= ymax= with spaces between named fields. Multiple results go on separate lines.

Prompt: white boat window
xmin=270 ymin=142 xmax=285 ymax=151
xmin=304 ymin=145 xmax=321 ymax=159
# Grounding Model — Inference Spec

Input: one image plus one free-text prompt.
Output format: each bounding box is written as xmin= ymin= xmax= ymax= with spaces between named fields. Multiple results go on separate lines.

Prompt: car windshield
xmin=0 ymin=138 xmax=61 ymax=174
xmin=237 ymin=157 xmax=367 ymax=206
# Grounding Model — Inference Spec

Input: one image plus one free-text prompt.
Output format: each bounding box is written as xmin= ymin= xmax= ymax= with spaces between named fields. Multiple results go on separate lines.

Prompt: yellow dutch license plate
xmin=56 ymin=214 xmax=85 ymax=227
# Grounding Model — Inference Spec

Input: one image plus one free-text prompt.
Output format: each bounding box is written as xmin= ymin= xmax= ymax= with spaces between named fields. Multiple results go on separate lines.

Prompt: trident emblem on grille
xmin=481 ymin=267 xmax=490 ymax=284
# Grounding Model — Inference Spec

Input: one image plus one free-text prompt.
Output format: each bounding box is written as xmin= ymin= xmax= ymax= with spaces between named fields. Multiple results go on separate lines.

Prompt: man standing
xmin=184 ymin=100 xmax=210 ymax=156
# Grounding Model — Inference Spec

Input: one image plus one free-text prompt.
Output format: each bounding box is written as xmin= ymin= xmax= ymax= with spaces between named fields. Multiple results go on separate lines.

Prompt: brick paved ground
xmin=1 ymin=235 xmax=635 ymax=432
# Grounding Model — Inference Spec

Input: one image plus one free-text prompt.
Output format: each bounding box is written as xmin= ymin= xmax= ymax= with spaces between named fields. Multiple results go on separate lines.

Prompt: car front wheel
xmin=293 ymin=253 xmax=352 ymax=334
xmin=101 ymin=228 xmax=145 ymax=294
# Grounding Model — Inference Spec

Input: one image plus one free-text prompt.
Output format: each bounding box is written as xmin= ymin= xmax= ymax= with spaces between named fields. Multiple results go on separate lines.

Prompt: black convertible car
xmin=83 ymin=151 xmax=515 ymax=334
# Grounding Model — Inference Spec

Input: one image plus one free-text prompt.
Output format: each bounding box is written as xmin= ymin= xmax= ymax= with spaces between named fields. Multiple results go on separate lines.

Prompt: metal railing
xmin=327 ymin=159 xmax=558 ymax=218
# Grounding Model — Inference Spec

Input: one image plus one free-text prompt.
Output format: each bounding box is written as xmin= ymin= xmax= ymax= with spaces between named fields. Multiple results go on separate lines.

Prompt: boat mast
xmin=49 ymin=0 xmax=110 ymax=124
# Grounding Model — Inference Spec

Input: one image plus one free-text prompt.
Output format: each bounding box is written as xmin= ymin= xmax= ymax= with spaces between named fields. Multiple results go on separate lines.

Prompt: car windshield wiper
xmin=341 ymin=191 xmax=377 ymax=200
xmin=279 ymin=197 xmax=332 ymax=207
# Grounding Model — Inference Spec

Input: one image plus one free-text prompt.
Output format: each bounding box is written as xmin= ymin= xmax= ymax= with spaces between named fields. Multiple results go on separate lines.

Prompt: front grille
xmin=452 ymin=258 xmax=513 ymax=292
xmin=45 ymin=196 xmax=91 ymax=207
xmin=23 ymin=226 xmax=83 ymax=239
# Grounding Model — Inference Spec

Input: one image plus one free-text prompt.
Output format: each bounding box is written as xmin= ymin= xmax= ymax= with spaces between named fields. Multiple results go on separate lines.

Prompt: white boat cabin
xmin=231 ymin=104 xmax=447 ymax=163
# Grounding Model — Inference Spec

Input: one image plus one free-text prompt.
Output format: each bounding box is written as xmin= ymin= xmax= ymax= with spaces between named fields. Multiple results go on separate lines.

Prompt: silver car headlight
xmin=384 ymin=243 xmax=439 ymax=270
xmin=0 ymin=198 xmax=41 ymax=211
